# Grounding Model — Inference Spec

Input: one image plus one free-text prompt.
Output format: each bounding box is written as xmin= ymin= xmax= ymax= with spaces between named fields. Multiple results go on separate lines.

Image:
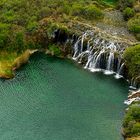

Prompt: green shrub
xmin=48 ymin=44 xmax=61 ymax=56
xmin=131 ymin=123 xmax=140 ymax=136
xmin=27 ymin=21 xmax=38 ymax=32
xmin=84 ymin=5 xmax=103 ymax=20
xmin=123 ymin=44 xmax=140 ymax=78
xmin=39 ymin=7 xmax=52 ymax=19
xmin=0 ymin=23 xmax=10 ymax=49
xmin=0 ymin=33 xmax=8 ymax=49
xmin=123 ymin=105 xmax=140 ymax=137
xmin=13 ymin=32 xmax=26 ymax=53
xmin=61 ymin=3 xmax=71 ymax=15
xmin=1 ymin=10 xmax=18 ymax=24
xmin=71 ymin=4 xmax=84 ymax=16
xmin=128 ymin=16 xmax=140 ymax=33
xmin=123 ymin=7 xmax=135 ymax=20
xmin=72 ymin=4 xmax=103 ymax=20
xmin=118 ymin=0 xmax=136 ymax=10
xmin=0 ymin=23 xmax=10 ymax=31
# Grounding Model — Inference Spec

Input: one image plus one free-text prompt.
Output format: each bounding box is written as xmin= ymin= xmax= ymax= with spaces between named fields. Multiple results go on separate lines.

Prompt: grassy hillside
xmin=0 ymin=0 xmax=111 ymax=77
xmin=118 ymin=0 xmax=140 ymax=40
xmin=0 ymin=0 xmax=119 ymax=52
xmin=0 ymin=0 xmax=139 ymax=81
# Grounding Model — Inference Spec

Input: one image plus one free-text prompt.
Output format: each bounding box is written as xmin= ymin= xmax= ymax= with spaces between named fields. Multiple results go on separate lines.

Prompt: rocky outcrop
xmin=128 ymin=90 xmax=140 ymax=99
xmin=124 ymin=89 xmax=140 ymax=105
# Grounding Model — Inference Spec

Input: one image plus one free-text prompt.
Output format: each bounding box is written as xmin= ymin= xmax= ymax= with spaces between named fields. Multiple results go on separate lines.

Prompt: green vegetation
xmin=0 ymin=51 xmax=18 ymax=78
xmin=123 ymin=7 xmax=135 ymax=20
xmin=48 ymin=44 xmax=62 ymax=56
xmin=118 ymin=0 xmax=140 ymax=40
xmin=118 ymin=0 xmax=136 ymax=10
xmin=103 ymin=0 xmax=118 ymax=5
xmin=0 ymin=0 xmax=139 ymax=80
xmin=0 ymin=1 xmax=139 ymax=139
xmin=123 ymin=44 xmax=140 ymax=80
xmin=0 ymin=0 xmax=106 ymax=52
xmin=128 ymin=15 xmax=140 ymax=33
xmin=71 ymin=5 xmax=103 ymax=20
xmin=123 ymin=44 xmax=140 ymax=139
xmin=0 ymin=0 xmax=111 ymax=77
xmin=123 ymin=104 xmax=140 ymax=138
xmin=128 ymin=15 xmax=140 ymax=40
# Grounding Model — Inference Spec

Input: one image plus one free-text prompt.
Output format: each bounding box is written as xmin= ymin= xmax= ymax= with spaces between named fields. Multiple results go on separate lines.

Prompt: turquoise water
xmin=0 ymin=53 xmax=128 ymax=140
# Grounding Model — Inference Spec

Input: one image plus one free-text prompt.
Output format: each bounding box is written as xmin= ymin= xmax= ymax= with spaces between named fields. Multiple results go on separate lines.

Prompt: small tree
xmin=123 ymin=7 xmax=135 ymax=20
xmin=128 ymin=16 xmax=140 ymax=33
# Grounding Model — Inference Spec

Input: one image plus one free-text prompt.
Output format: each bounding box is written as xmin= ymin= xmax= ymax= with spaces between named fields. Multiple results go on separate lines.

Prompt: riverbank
xmin=0 ymin=49 xmax=38 ymax=79
xmin=123 ymin=89 xmax=140 ymax=139
xmin=0 ymin=51 xmax=18 ymax=79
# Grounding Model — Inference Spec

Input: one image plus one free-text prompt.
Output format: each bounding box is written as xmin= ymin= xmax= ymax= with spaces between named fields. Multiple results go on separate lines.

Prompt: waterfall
xmin=87 ymin=39 xmax=92 ymax=50
xmin=80 ymin=33 xmax=86 ymax=53
xmin=129 ymin=78 xmax=137 ymax=90
xmin=84 ymin=54 xmax=93 ymax=69
xmin=115 ymin=63 xmax=125 ymax=79
xmin=72 ymin=30 xmax=127 ymax=77
xmin=104 ymin=52 xmax=114 ymax=75
xmin=77 ymin=51 xmax=89 ymax=63
xmin=116 ymin=58 xmax=122 ymax=74
xmin=73 ymin=38 xmax=81 ymax=59
xmin=89 ymin=49 xmax=105 ymax=72
xmin=72 ymin=33 xmax=87 ymax=60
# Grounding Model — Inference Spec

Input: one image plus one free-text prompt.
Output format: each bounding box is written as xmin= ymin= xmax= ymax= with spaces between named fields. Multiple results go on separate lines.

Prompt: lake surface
xmin=0 ymin=53 xmax=128 ymax=140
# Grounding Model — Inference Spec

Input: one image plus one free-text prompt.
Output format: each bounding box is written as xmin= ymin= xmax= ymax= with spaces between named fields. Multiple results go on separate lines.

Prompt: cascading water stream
xmin=104 ymin=51 xmax=114 ymax=75
xmin=84 ymin=52 xmax=93 ymax=69
xmin=80 ymin=33 xmax=86 ymax=53
xmin=116 ymin=58 xmax=122 ymax=74
xmin=73 ymin=33 xmax=87 ymax=60
xmin=70 ymin=30 xmax=140 ymax=88
xmin=90 ymin=49 xmax=105 ymax=72
xmin=72 ymin=30 xmax=126 ymax=78
xmin=115 ymin=63 xmax=125 ymax=79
